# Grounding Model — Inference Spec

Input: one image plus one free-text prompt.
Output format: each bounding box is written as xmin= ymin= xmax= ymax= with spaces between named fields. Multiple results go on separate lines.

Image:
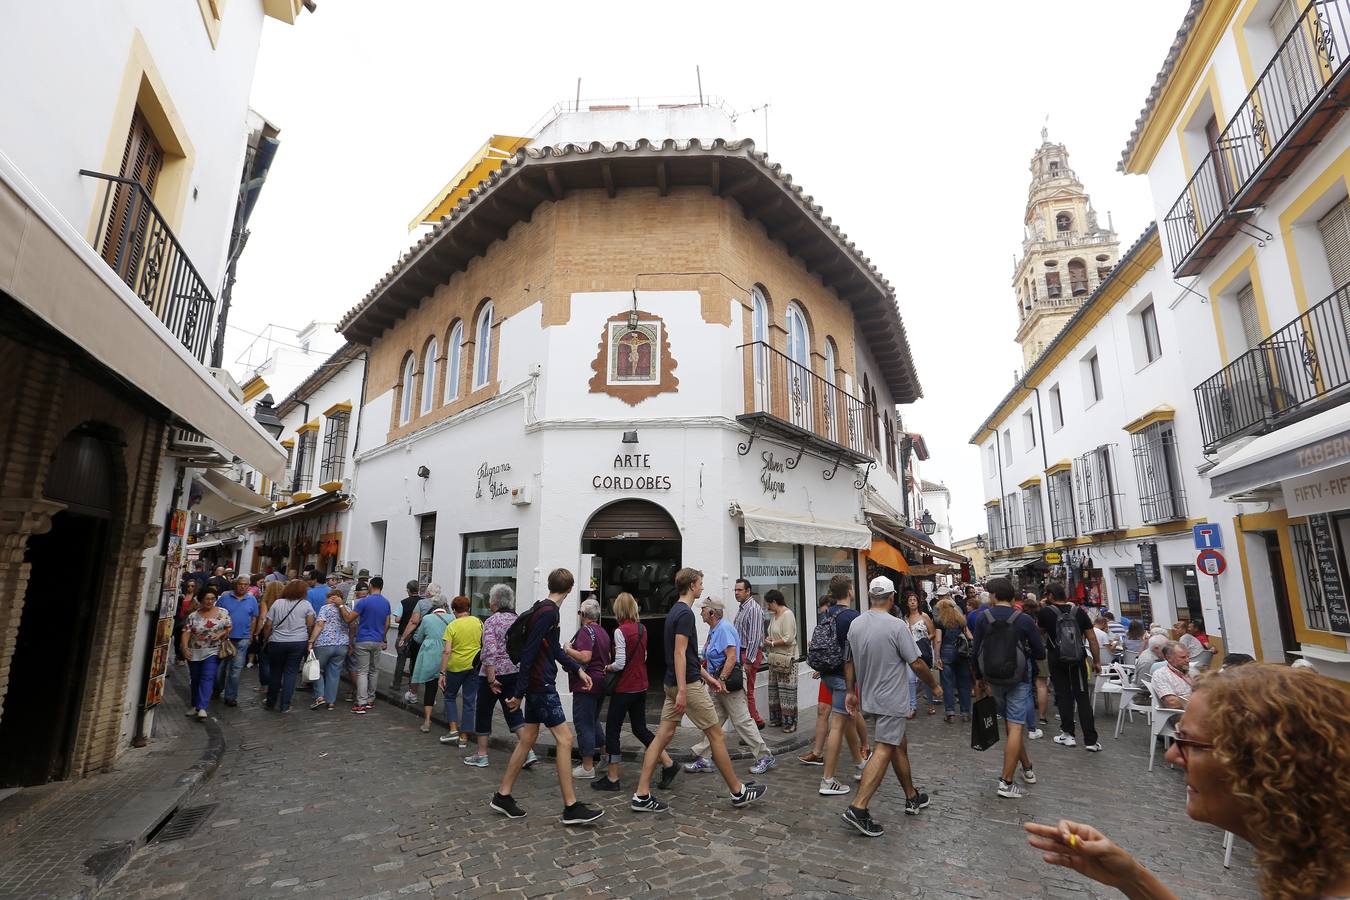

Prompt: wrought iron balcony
xmin=81 ymin=170 xmax=217 ymax=362
xmin=736 ymin=341 xmax=874 ymax=467
xmin=1194 ymin=283 xmax=1350 ymax=449
xmin=1165 ymin=0 xmax=1350 ymax=276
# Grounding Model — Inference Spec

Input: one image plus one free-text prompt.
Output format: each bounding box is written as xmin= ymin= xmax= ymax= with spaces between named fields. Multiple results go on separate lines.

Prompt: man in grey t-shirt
xmin=840 ymin=575 xmax=943 ymax=838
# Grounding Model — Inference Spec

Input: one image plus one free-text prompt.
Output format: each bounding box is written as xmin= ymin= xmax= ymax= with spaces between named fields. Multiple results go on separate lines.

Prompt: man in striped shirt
xmin=734 ymin=578 xmax=767 ymax=728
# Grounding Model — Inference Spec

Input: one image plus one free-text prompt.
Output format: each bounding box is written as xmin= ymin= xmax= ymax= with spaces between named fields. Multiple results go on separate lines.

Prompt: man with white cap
xmin=839 ymin=575 xmax=942 ymax=837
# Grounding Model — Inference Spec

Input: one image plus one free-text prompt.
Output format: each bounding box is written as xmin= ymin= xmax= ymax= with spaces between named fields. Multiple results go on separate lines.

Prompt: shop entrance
xmin=580 ymin=499 xmax=680 ymax=691
xmin=0 ymin=428 xmax=116 ymax=787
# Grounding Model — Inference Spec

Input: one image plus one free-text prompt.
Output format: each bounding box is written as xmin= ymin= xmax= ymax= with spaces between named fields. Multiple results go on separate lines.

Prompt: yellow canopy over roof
xmin=409 ymin=134 xmax=531 ymax=230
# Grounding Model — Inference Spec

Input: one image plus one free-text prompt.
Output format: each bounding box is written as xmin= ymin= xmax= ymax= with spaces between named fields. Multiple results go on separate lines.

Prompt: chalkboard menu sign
xmin=1308 ymin=513 xmax=1350 ymax=636
xmin=1132 ymin=564 xmax=1154 ymax=625
xmin=1138 ymin=542 xmax=1161 ymax=583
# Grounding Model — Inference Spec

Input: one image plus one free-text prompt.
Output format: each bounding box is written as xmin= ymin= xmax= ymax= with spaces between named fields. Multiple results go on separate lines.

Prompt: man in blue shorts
xmin=973 ymin=576 xmax=1045 ymax=799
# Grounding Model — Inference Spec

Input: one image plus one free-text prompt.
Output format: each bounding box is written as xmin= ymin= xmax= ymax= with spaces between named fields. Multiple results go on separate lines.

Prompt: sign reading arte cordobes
xmin=1307 ymin=513 xmax=1350 ymax=636
xmin=760 ymin=450 xmax=787 ymax=500
xmin=475 ymin=461 xmax=511 ymax=499
xmin=593 ymin=453 xmax=672 ymax=491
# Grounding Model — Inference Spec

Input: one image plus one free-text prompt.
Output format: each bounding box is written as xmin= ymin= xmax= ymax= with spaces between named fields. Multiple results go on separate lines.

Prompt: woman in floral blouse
xmin=179 ymin=590 xmax=232 ymax=721
xmin=307 ymin=589 xmax=357 ymax=710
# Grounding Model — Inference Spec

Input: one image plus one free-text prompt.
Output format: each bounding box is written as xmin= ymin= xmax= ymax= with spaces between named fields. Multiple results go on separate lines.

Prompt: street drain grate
xmin=149 ymin=803 xmax=217 ymax=843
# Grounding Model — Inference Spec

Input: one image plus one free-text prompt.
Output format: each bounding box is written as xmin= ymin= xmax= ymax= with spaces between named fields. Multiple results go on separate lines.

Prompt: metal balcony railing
xmin=739 ymin=341 xmax=871 ymax=459
xmin=1165 ymin=0 xmax=1350 ymax=274
xmin=81 ymin=170 xmax=217 ymax=362
xmin=1194 ymin=283 xmax=1350 ymax=449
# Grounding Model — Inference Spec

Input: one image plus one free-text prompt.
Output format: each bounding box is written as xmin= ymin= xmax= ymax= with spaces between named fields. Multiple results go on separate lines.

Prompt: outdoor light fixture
xmin=622 ymin=430 xmax=639 ymax=444
xmin=417 ymin=465 xmax=431 ymax=479
xmin=627 ymin=289 xmax=640 ymax=332
xmin=975 ymin=534 xmax=987 ymax=550
xmin=920 ymin=510 xmax=937 ymax=536
xmin=252 ymin=394 xmax=285 ymax=440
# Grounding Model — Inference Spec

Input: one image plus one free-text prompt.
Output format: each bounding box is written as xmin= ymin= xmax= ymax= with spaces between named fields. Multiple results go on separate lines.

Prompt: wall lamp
xmin=622 ymin=430 xmax=639 ymax=444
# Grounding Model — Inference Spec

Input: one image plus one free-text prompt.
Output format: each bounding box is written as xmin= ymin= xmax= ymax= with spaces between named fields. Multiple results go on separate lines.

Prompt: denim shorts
xmin=990 ymin=680 xmax=1032 ymax=724
xmin=822 ymin=674 xmax=848 ymax=714
xmin=523 ymin=688 xmax=566 ymax=728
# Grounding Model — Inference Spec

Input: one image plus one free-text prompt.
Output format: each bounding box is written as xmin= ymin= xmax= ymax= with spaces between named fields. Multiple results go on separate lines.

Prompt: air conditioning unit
xmin=510 ymin=485 xmax=531 ymax=506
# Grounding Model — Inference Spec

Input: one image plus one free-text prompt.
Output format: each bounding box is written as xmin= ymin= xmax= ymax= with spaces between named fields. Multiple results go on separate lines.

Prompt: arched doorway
xmin=580 ymin=499 xmax=680 ymax=689
xmin=0 ymin=427 xmax=118 ymax=787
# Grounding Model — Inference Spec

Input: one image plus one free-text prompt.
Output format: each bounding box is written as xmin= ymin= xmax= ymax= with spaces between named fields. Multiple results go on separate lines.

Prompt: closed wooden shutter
xmin=101 ymin=108 xmax=164 ymax=285
xmin=1236 ymin=283 xmax=1262 ymax=351
xmin=1272 ymin=0 xmax=1317 ymax=114
xmin=1318 ymin=198 xmax=1350 ymax=287
xmin=583 ymin=499 xmax=679 ymax=541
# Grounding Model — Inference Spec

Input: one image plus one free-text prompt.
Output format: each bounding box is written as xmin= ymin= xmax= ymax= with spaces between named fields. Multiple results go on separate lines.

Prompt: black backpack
xmin=506 ymin=599 xmax=548 ymax=665
xmin=807 ymin=606 xmax=847 ymax=673
xmin=978 ymin=608 xmax=1027 ymax=686
xmin=1053 ymin=604 xmax=1086 ymax=663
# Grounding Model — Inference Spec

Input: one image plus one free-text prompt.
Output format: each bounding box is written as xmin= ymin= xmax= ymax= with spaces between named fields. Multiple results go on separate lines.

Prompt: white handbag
xmin=302 ymin=650 xmax=320 ymax=682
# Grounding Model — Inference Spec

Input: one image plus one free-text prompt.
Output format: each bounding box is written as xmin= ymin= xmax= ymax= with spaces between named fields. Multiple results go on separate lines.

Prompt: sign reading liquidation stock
xmin=593 ymin=453 xmax=672 ymax=491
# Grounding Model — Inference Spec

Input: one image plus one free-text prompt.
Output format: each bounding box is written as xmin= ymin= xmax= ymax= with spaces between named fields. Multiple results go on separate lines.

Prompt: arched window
xmin=751 ymin=286 xmax=770 ymax=411
xmin=398 ymin=353 xmax=416 ymax=425
xmin=1055 ymin=211 xmax=1072 ymax=234
xmin=421 ymin=338 xmax=438 ymax=415
xmin=473 ymin=301 xmax=494 ymax=389
xmin=784 ymin=302 xmax=812 ymax=428
xmin=444 ymin=321 xmax=463 ymax=404
xmin=822 ymin=337 xmax=838 ymax=438
xmin=1068 ymin=258 xmax=1089 ymax=296
xmin=785 ymin=303 xmax=810 ymax=368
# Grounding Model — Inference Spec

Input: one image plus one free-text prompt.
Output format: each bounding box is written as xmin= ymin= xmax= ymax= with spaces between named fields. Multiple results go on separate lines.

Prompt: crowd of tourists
xmin=172 ymin=559 xmax=1350 ymax=896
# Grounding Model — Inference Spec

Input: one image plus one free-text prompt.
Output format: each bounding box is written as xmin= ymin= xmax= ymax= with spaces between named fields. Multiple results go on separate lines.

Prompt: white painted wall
xmin=532 ymin=104 xmax=740 ymax=149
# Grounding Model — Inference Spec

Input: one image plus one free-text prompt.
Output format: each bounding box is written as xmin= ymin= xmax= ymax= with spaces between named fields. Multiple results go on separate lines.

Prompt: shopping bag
xmin=302 ymin=650 xmax=320 ymax=682
xmin=971 ymin=695 xmax=1000 ymax=751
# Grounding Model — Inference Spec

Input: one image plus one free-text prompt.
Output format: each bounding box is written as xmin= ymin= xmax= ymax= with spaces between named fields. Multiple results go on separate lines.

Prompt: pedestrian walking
xmin=438 ymin=595 xmax=482 ymax=744
xmin=592 ymin=592 xmax=671 ymax=792
xmin=179 ymin=590 xmax=232 ymax=720
xmin=1037 ymin=583 xmax=1102 ymax=751
xmin=305 ymin=571 xmax=328 ymax=615
xmin=839 ymin=576 xmax=942 ymax=837
xmin=262 ymin=579 xmax=316 ymax=712
xmin=1020 ymin=597 xmax=1050 ymax=736
xmin=206 ymin=565 xmax=230 ymax=598
xmin=932 ymin=596 xmax=973 ymax=722
xmin=398 ymin=582 xmax=438 ymax=703
xmin=814 ymin=576 xmax=866 ymax=796
xmin=253 ymin=579 xmax=284 ymax=688
xmin=409 ymin=593 xmax=453 ymax=733
xmin=391 ymin=579 xmax=421 ymax=693
xmin=732 ymin=578 xmax=767 ymax=728
xmin=351 ymin=576 xmax=391 ymax=715
xmin=489 ymin=568 xmax=605 ymax=826
xmin=762 ymin=590 xmax=799 ymax=732
xmin=799 ymin=587 xmax=870 ymax=777
xmin=973 ymin=576 xmax=1045 ymax=799
xmin=685 ymin=597 xmax=775 ymax=776
xmin=467 ymin=584 xmax=538 ymax=769
xmin=215 ymin=575 xmax=259 ymax=707
xmin=902 ymin=591 xmax=937 ymax=717
xmin=307 ymin=589 xmax=356 ymax=710
xmin=562 ymin=597 xmax=609 ymax=779
xmin=629 ymin=568 xmax=766 ymax=814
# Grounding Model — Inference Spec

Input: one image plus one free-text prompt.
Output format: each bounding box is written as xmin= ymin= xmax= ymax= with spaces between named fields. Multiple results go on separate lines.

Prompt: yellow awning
xmin=865 ymin=539 xmax=910 ymax=574
xmin=409 ymin=134 xmax=531 ymax=229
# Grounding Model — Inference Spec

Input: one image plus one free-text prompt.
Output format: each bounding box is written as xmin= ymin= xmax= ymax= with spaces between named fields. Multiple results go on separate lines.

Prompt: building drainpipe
xmin=993 ymin=430 xmax=1008 ymax=553
xmin=350 ymin=351 xmax=369 ymax=459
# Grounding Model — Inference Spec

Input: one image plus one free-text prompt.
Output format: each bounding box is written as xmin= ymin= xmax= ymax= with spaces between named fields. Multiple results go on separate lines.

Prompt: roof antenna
xmin=575 ymin=77 xmax=581 ymax=111
xmin=696 ymin=65 xmax=703 ymax=105
xmin=1041 ymin=113 xmax=1049 ymax=143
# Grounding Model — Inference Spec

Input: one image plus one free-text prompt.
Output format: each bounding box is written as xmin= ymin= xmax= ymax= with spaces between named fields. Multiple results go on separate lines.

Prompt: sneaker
xmin=657 ymin=762 xmax=681 ymax=790
xmin=403 ymin=691 xmax=417 ymax=705
xmin=684 ymin=756 xmax=714 ymax=774
xmin=439 ymin=734 xmax=458 ymax=744
xmin=1021 ymin=767 xmax=1038 ymax=784
xmin=750 ymin=756 xmax=776 ymax=775
xmin=1027 ymin=728 xmax=1044 ymax=740
xmin=997 ymin=779 xmax=1025 ymax=799
xmin=455 ymin=737 xmax=468 ymax=749
xmin=523 ymin=750 xmax=539 ymax=769
xmin=798 ymin=751 xmax=825 ymax=766
xmin=842 ymin=805 xmax=884 ymax=837
xmin=818 ymin=778 xmax=851 ymax=796
xmin=731 ymin=782 xmax=767 ymax=808
xmin=630 ymin=793 xmax=670 ymax=813
xmin=351 ymin=705 xmax=368 ymax=715
xmin=904 ymin=790 xmax=930 ymax=814
xmin=590 ymin=777 xmax=622 ymax=792
xmin=1053 ymin=733 xmax=1077 ymax=747
xmin=854 ymin=760 xmax=867 ymax=782
xmin=560 ymin=801 xmax=605 ymax=826
xmin=572 ymin=765 xmax=596 ymax=779
xmin=1083 ymin=742 xmax=1103 ymax=753
xmin=463 ymin=755 xmax=489 ymax=768
xmin=195 ymin=709 xmax=207 ymax=720
xmin=489 ymin=792 xmax=526 ymax=818
xmin=184 ymin=708 xmax=198 ymax=717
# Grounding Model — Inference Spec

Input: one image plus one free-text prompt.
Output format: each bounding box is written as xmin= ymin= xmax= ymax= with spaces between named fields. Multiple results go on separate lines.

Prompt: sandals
xmin=419 ymin=722 xmax=430 ymax=733
xmin=927 ymin=705 xmax=938 ymax=715
xmin=310 ymin=699 xmax=326 ymax=711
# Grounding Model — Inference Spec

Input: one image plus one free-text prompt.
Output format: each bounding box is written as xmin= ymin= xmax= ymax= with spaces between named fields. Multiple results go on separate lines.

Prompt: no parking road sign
xmin=1196 ymin=548 xmax=1226 ymax=577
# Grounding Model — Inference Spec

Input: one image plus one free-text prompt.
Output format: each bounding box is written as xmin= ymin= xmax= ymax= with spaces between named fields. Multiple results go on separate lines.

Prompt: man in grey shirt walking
xmin=841 ymin=575 xmax=943 ymax=838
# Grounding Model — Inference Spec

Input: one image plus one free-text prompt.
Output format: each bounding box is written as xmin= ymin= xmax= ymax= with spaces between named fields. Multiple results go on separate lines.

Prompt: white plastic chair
xmin=1112 ymin=665 xmax=1152 ymax=738
xmin=1147 ymin=679 xmax=1182 ymax=772
xmin=1094 ymin=661 xmax=1126 ymax=714
xmin=1191 ymin=648 xmax=1214 ymax=673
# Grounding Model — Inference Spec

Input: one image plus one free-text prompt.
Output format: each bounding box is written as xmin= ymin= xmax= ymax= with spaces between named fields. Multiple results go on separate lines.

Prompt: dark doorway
xmin=1264 ymin=531 xmax=1300 ymax=659
xmin=0 ymin=429 xmax=116 ymax=788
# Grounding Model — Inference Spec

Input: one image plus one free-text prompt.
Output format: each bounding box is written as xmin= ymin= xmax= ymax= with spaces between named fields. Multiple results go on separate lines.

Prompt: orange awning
xmin=865 ymin=539 xmax=909 ymax=574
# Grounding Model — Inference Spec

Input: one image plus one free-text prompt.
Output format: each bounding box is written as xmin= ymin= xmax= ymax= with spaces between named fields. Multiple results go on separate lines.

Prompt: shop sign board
xmin=592 ymin=453 xmax=673 ymax=491
xmin=465 ymin=550 xmax=518 ymax=578
xmin=1307 ymin=513 xmax=1350 ymax=635
xmin=1282 ymin=462 xmax=1350 ymax=518
xmin=475 ymin=461 xmax=511 ymax=500
xmin=1042 ymin=550 xmax=1062 ymax=565
xmin=742 ymin=560 xmax=800 ymax=580
xmin=1138 ymin=542 xmax=1161 ymax=582
xmin=759 ymin=451 xmax=788 ymax=500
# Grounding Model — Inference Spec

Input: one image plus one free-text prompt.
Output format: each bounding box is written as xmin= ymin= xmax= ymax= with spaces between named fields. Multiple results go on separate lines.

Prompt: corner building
xmin=339 ymin=105 xmax=922 ymax=699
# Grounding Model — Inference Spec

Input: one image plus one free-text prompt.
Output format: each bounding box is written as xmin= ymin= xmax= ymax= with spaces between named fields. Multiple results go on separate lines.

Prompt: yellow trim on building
xmin=241 ymin=376 xmax=269 ymax=403
xmin=984 ymin=498 xmax=1001 ymax=507
xmin=322 ymin=401 xmax=353 ymax=418
xmin=296 ymin=419 xmax=320 ymax=434
xmin=410 ymin=135 xmax=531 ymax=230
xmin=319 ymin=480 xmax=344 ymax=493
xmin=196 ymin=0 xmax=224 ymax=47
xmin=1044 ymin=460 xmax=1072 ymax=476
xmin=1123 ymin=404 xmax=1177 ymax=434
xmin=1207 ymin=245 xmax=1273 ymax=365
xmin=280 ymin=438 xmax=295 ymax=448
xmin=262 ymin=0 xmax=304 ymax=24
xmin=290 ymin=491 xmax=312 ymax=503
xmin=1172 ymin=67 xmax=1228 ymax=185
xmin=1236 ymin=509 xmax=1348 ymax=652
xmin=1231 ymin=514 xmax=1266 ymax=660
xmin=1123 ymin=0 xmax=1244 ymax=174
xmin=1278 ymin=142 xmax=1350 ymax=314
xmin=1018 ymin=477 xmax=1042 ymax=489
xmin=988 ymin=517 xmax=1208 ymax=558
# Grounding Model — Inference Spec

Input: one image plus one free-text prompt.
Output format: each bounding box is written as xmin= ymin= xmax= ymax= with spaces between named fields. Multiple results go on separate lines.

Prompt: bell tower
xmin=1012 ymin=128 xmax=1120 ymax=369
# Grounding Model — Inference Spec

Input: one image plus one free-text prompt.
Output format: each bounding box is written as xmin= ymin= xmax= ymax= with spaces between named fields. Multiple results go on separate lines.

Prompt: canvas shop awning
xmin=1206 ymin=407 xmax=1350 ymax=498
xmin=738 ymin=506 xmax=872 ymax=550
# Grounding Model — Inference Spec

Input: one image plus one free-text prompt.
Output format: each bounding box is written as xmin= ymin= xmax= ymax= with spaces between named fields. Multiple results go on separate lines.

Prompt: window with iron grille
xmin=884 ymin=414 xmax=896 ymax=470
xmin=1130 ymin=422 xmax=1187 ymax=524
xmin=292 ymin=429 xmax=316 ymax=494
xmin=1023 ymin=485 xmax=1046 ymax=544
xmin=1048 ymin=469 xmax=1076 ymax=539
xmin=319 ymin=411 xmax=350 ymax=485
xmin=1004 ymin=493 xmax=1022 ymax=547
xmin=1075 ymin=445 xmax=1119 ymax=534
xmin=986 ymin=505 xmax=1005 ymax=551
xmin=1290 ymin=523 xmax=1330 ymax=631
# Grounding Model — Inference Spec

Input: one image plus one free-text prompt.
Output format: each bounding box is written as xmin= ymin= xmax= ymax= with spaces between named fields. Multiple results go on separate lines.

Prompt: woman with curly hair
xmin=1024 ymin=663 xmax=1350 ymax=899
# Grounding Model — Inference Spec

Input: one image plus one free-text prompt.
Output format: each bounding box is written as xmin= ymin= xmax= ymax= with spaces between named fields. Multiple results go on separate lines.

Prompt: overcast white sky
xmin=227 ymin=0 xmax=1188 ymax=538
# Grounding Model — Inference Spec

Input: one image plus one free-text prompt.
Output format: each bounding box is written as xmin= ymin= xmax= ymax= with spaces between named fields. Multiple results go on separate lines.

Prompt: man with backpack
xmin=489 ymin=568 xmax=605 ymax=826
xmin=973 ymin=577 xmax=1045 ymax=799
xmin=810 ymin=575 xmax=866 ymax=797
xmin=1036 ymin=582 xmax=1102 ymax=752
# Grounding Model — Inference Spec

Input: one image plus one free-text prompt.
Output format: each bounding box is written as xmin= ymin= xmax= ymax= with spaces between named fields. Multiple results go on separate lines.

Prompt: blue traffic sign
xmin=1193 ymin=523 xmax=1223 ymax=551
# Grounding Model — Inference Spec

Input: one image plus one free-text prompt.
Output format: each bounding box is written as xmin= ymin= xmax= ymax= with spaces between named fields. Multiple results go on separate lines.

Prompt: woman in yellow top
xmin=438 ymin=595 xmax=483 ymax=748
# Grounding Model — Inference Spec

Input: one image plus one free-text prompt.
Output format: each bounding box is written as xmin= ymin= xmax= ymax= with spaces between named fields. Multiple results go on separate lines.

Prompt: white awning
xmin=1206 ymin=405 xmax=1350 ymax=498
xmin=193 ymin=470 xmax=271 ymax=522
xmin=0 ymin=151 xmax=286 ymax=481
xmin=740 ymin=506 xmax=871 ymax=550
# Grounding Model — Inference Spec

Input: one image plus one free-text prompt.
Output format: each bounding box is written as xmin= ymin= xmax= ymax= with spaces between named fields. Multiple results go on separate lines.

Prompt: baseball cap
xmin=935 ymin=585 xmax=951 ymax=596
xmin=868 ymin=575 xmax=896 ymax=596
xmin=703 ymin=597 xmax=726 ymax=614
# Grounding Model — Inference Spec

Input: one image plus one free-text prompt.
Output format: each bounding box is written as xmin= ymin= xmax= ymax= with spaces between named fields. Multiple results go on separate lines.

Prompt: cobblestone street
xmin=104 ymin=674 xmax=1259 ymax=900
